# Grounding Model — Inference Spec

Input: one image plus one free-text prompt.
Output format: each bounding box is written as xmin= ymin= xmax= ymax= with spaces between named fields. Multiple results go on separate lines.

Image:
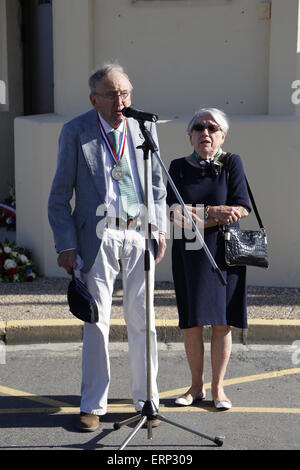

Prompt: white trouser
xmin=80 ymin=227 xmax=159 ymax=416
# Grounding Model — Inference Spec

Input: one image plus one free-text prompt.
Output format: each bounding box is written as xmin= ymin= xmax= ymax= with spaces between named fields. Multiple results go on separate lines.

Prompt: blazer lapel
xmin=79 ymin=114 xmax=151 ymax=204
xmin=79 ymin=109 xmax=108 ymax=202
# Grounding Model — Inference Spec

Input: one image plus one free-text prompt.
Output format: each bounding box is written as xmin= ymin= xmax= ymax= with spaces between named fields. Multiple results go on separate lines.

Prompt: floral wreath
xmin=0 ymin=185 xmax=16 ymax=230
xmin=0 ymin=239 xmax=37 ymax=282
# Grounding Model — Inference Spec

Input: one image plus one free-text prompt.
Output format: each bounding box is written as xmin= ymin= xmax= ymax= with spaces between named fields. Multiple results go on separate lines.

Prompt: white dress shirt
xmin=98 ymin=112 xmax=144 ymax=219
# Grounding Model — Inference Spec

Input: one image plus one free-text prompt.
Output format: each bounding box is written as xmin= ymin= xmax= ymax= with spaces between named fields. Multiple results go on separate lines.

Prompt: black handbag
xmin=222 ymin=154 xmax=269 ymax=269
xmin=67 ymin=270 xmax=99 ymax=323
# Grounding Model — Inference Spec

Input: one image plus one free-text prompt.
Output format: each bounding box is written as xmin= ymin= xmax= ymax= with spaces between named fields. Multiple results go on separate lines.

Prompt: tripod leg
xmin=156 ymin=414 xmax=224 ymax=447
xmin=118 ymin=416 xmax=147 ymax=450
xmin=147 ymin=421 xmax=153 ymax=440
xmin=114 ymin=413 xmax=141 ymax=430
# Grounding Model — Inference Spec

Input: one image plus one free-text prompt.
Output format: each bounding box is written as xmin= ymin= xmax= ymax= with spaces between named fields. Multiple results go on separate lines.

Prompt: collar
xmin=192 ymin=147 xmax=223 ymax=164
xmin=97 ymin=112 xmax=125 ymax=134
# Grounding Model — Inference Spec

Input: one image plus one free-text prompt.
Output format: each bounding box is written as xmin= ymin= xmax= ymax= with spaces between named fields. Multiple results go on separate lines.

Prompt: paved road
xmin=0 ymin=342 xmax=299 ymax=451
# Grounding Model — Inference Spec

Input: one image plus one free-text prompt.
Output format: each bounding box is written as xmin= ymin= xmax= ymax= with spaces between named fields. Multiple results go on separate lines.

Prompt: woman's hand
xmin=170 ymin=204 xmax=248 ymax=228
xmin=208 ymin=205 xmax=247 ymax=225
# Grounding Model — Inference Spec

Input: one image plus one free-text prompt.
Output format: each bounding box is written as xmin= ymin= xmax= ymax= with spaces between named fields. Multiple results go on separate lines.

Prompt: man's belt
xmin=106 ymin=217 xmax=141 ymax=230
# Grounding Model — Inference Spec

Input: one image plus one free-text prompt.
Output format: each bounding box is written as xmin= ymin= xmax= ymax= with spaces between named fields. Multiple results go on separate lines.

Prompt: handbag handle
xmin=223 ymin=153 xmax=265 ymax=230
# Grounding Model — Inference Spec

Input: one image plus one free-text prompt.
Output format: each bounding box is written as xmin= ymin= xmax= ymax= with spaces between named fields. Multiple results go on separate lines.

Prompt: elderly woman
xmin=166 ymin=108 xmax=251 ymax=410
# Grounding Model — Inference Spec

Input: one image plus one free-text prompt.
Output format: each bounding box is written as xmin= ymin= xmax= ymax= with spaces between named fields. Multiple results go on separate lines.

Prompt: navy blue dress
xmin=166 ymin=153 xmax=251 ymax=329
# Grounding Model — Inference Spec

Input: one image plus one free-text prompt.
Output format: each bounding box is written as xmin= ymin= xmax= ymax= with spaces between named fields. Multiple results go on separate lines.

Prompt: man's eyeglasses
xmin=94 ymin=91 xmax=130 ymax=101
xmin=192 ymin=122 xmax=221 ymax=133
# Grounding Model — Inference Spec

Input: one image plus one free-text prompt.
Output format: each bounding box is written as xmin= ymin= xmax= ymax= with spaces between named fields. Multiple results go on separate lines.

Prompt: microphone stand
xmin=113 ymin=120 xmax=225 ymax=450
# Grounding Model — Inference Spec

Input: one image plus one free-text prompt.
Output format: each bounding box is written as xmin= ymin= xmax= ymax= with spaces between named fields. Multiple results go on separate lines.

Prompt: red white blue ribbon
xmin=0 ymin=202 xmax=16 ymax=218
xmin=98 ymin=116 xmax=127 ymax=165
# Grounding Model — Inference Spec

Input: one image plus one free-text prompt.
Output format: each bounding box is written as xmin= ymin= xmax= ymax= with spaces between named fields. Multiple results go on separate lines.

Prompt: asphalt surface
xmin=0 ymin=342 xmax=300 ymax=451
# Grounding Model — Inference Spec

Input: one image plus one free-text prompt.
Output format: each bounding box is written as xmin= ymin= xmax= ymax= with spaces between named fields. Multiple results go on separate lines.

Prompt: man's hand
xmin=57 ymin=249 xmax=77 ymax=275
xmin=155 ymin=233 xmax=167 ymax=265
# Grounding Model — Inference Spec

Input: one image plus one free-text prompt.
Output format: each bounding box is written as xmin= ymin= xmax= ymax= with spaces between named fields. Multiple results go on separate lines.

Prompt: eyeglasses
xmin=192 ymin=122 xmax=221 ymax=133
xmin=93 ymin=91 xmax=130 ymax=101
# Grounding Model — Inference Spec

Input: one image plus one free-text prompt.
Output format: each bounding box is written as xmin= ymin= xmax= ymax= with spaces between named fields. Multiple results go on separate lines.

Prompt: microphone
xmin=122 ymin=106 xmax=158 ymax=123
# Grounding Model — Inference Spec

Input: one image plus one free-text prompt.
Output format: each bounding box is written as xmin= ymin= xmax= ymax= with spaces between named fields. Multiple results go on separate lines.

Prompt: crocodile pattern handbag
xmin=224 ymin=226 xmax=269 ymax=268
xmin=223 ymin=154 xmax=269 ymax=269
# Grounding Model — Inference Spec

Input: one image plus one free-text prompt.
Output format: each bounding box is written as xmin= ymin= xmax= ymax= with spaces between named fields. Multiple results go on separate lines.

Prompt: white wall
xmin=268 ymin=0 xmax=300 ymax=114
xmin=13 ymin=0 xmax=300 ymax=287
xmin=96 ymin=0 xmax=270 ymax=117
xmin=52 ymin=0 xmax=94 ymax=116
xmin=156 ymin=115 xmax=300 ymax=287
xmin=14 ymin=115 xmax=65 ymax=276
xmin=15 ymin=114 xmax=300 ymax=287
xmin=51 ymin=0 xmax=270 ymax=117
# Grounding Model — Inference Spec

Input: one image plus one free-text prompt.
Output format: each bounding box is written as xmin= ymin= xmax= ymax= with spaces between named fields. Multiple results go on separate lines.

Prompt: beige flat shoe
xmin=175 ymin=392 xmax=206 ymax=406
xmin=214 ymin=399 xmax=232 ymax=410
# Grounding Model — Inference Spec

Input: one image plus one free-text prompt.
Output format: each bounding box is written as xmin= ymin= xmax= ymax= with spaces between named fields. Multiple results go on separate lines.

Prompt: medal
xmin=112 ymin=166 xmax=125 ymax=181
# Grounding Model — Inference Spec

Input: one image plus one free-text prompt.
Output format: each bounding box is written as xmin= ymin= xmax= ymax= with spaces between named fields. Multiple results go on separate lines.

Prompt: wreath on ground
xmin=0 ymin=239 xmax=37 ymax=282
xmin=0 ymin=185 xmax=16 ymax=230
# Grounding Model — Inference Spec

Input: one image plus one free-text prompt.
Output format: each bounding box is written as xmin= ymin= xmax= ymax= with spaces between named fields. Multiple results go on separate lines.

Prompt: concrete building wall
xmin=13 ymin=0 xmax=300 ymax=287
xmin=93 ymin=0 xmax=270 ymax=117
xmin=52 ymin=0 xmax=94 ymax=116
xmin=51 ymin=0 xmax=271 ymax=117
xmin=15 ymin=113 xmax=300 ymax=288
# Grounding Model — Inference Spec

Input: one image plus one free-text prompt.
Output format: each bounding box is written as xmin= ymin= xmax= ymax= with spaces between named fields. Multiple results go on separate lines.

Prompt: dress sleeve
xmin=226 ymin=154 xmax=252 ymax=213
xmin=166 ymin=159 xmax=183 ymax=208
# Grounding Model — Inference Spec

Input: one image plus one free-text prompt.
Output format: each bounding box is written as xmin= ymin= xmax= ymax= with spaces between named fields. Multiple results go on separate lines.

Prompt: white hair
xmin=89 ymin=63 xmax=133 ymax=94
xmin=187 ymin=107 xmax=229 ymax=134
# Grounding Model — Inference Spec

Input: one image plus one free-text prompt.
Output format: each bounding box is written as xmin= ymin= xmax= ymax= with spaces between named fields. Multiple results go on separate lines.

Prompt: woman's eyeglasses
xmin=192 ymin=122 xmax=221 ymax=133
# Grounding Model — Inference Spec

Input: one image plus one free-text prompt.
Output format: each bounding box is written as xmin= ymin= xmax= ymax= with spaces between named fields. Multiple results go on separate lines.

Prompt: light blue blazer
xmin=48 ymin=108 xmax=167 ymax=273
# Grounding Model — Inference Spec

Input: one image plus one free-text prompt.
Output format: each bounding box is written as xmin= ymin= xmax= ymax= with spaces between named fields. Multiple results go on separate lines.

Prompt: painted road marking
xmin=0 ymin=385 xmax=74 ymax=408
xmin=160 ymin=367 xmax=300 ymax=398
xmin=1 ymin=367 xmax=300 ymax=415
xmin=0 ymin=405 xmax=300 ymax=415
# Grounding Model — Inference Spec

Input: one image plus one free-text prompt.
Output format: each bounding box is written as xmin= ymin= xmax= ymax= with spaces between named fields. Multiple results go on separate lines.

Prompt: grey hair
xmin=89 ymin=63 xmax=133 ymax=94
xmin=187 ymin=107 xmax=229 ymax=134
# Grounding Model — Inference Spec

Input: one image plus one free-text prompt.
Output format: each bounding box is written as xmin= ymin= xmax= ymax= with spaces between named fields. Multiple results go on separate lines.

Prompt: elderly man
xmin=48 ymin=63 xmax=167 ymax=431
